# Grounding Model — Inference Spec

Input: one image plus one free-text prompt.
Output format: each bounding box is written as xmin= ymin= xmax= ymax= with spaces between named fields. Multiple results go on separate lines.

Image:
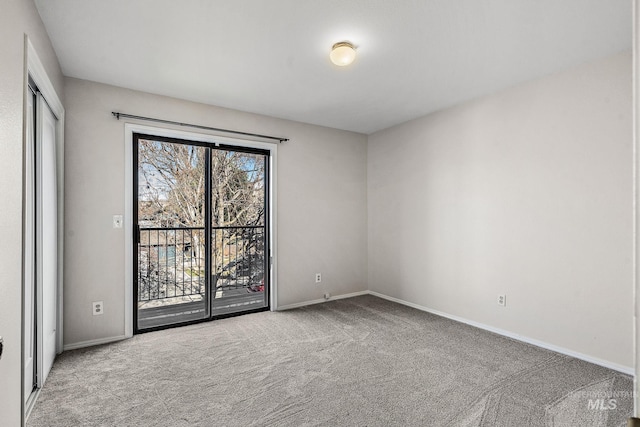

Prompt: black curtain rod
xmin=111 ymin=112 xmax=289 ymax=143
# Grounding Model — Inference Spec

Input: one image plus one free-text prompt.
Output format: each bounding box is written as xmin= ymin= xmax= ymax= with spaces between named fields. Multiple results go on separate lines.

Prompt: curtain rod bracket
xmin=111 ymin=111 xmax=288 ymax=143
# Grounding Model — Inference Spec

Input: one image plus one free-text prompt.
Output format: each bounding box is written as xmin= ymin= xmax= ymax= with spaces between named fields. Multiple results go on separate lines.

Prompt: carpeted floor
xmin=28 ymin=295 xmax=632 ymax=426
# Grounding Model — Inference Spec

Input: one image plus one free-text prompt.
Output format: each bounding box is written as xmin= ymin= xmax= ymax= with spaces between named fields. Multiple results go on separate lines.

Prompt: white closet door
xmin=37 ymin=94 xmax=58 ymax=386
xmin=24 ymin=88 xmax=36 ymax=401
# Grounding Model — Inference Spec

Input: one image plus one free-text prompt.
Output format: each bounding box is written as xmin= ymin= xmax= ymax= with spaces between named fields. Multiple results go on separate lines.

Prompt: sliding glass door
xmin=134 ymin=133 xmax=269 ymax=332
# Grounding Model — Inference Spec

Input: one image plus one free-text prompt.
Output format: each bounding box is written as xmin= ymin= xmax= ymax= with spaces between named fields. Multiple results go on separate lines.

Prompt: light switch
xmin=113 ymin=215 xmax=123 ymax=228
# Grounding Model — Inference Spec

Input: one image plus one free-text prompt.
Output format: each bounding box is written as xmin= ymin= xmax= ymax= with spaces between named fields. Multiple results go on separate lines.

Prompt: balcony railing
xmin=137 ymin=226 xmax=265 ymax=303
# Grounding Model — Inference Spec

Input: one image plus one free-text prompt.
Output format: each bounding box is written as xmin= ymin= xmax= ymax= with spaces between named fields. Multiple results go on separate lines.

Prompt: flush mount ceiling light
xmin=330 ymin=41 xmax=357 ymax=66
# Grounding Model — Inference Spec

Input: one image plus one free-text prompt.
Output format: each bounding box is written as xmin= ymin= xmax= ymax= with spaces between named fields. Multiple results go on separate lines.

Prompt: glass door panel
xmin=135 ymin=135 xmax=209 ymax=330
xmin=210 ymin=149 xmax=269 ymax=315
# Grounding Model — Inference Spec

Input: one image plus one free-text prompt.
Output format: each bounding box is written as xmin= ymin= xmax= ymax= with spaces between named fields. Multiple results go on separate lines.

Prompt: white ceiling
xmin=35 ymin=0 xmax=631 ymax=134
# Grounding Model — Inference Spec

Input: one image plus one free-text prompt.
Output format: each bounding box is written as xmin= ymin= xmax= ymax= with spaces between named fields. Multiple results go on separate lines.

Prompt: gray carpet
xmin=28 ymin=295 xmax=632 ymax=426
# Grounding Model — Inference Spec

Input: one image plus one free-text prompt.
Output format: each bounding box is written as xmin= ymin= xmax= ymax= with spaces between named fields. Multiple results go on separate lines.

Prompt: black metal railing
xmin=212 ymin=225 xmax=265 ymax=292
xmin=137 ymin=226 xmax=265 ymax=303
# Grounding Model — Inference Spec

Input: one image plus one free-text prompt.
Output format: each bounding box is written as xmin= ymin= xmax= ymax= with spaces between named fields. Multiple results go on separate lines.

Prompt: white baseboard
xmin=63 ymin=335 xmax=128 ymax=351
xmin=61 ymin=291 xmax=632 ymax=376
xmin=277 ymin=290 xmax=369 ymax=311
xmin=65 ymin=291 xmax=368 ymax=350
xmin=368 ymin=291 xmax=634 ymax=376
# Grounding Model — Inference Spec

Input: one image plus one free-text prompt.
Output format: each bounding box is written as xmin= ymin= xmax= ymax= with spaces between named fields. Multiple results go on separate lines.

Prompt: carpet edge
xmin=368 ymin=291 xmax=633 ymax=375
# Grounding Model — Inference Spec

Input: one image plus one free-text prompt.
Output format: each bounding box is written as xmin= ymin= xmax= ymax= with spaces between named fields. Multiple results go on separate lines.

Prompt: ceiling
xmin=35 ymin=0 xmax=631 ymax=134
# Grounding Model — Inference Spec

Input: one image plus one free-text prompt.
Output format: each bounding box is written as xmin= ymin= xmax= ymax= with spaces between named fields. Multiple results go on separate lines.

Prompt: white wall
xmin=63 ymin=77 xmax=368 ymax=346
xmin=0 ymin=0 xmax=64 ymax=424
xmin=634 ymin=0 xmax=640 ymax=412
xmin=368 ymin=51 xmax=633 ymax=369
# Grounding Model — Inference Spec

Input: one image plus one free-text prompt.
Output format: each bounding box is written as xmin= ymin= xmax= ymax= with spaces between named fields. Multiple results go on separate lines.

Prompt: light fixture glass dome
xmin=330 ymin=41 xmax=356 ymax=66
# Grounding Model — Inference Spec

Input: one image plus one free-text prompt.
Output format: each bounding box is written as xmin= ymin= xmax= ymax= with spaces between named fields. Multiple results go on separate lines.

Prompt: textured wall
xmin=63 ymin=78 xmax=368 ymax=346
xmin=368 ymin=51 xmax=633 ymax=369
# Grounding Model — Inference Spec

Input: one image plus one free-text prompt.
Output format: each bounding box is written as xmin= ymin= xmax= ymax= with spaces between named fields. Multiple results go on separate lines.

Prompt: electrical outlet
xmin=113 ymin=215 xmax=123 ymax=228
xmin=324 ymin=293 xmax=331 ymax=300
xmin=497 ymin=294 xmax=506 ymax=307
xmin=315 ymin=273 xmax=322 ymax=283
xmin=92 ymin=301 xmax=104 ymax=316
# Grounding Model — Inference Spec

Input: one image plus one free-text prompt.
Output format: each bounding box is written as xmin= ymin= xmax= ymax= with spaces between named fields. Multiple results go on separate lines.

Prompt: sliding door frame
xmin=23 ymin=38 xmax=65 ymax=421
xmin=124 ymin=124 xmax=278 ymax=338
